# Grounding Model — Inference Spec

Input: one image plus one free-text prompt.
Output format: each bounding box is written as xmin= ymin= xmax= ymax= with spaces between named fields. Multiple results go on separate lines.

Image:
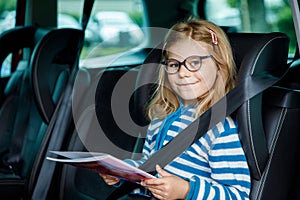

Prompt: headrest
xmin=227 ymin=32 xmax=289 ymax=79
xmin=0 ymin=26 xmax=49 ymax=71
xmin=30 ymin=28 xmax=83 ymax=124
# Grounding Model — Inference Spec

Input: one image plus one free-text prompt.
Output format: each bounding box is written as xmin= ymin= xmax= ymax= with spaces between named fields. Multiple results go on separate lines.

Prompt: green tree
xmin=227 ymin=0 xmax=239 ymax=7
xmin=227 ymin=0 xmax=268 ymax=32
xmin=0 ymin=0 xmax=16 ymax=15
xmin=274 ymin=5 xmax=296 ymax=53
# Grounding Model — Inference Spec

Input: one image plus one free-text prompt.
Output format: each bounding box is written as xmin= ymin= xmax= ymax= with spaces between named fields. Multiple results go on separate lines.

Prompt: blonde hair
xmin=147 ymin=18 xmax=236 ymax=120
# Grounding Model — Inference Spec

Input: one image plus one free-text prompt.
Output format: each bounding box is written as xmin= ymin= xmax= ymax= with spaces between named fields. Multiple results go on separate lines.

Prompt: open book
xmin=46 ymin=151 xmax=156 ymax=184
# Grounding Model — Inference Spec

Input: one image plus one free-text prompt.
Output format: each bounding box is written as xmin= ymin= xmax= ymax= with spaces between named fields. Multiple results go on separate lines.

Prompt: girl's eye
xmin=168 ymin=62 xmax=179 ymax=68
xmin=186 ymin=56 xmax=202 ymax=69
xmin=186 ymin=57 xmax=201 ymax=66
xmin=190 ymin=60 xmax=200 ymax=67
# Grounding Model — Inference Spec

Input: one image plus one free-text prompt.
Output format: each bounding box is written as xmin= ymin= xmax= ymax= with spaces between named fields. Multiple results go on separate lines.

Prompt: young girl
xmin=100 ymin=18 xmax=251 ymax=200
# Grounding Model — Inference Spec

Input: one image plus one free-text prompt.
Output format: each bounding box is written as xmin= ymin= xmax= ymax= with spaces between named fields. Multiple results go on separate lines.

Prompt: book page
xmin=47 ymin=151 xmax=156 ymax=183
xmin=48 ymin=151 xmax=107 ymax=160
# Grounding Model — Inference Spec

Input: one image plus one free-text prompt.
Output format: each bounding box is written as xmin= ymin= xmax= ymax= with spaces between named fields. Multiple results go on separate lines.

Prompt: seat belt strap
xmin=107 ymin=67 xmax=289 ymax=199
xmin=31 ymin=1 xmax=94 ymax=199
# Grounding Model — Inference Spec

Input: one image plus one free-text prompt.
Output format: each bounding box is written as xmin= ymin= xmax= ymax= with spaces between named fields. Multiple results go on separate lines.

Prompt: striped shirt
xmin=125 ymin=104 xmax=251 ymax=199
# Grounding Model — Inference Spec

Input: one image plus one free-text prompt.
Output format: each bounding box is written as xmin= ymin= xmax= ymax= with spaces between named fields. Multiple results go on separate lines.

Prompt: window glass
xmin=0 ymin=0 xmax=16 ymax=34
xmin=205 ymin=0 xmax=297 ymax=56
xmin=0 ymin=0 xmax=17 ymax=77
xmin=58 ymin=0 xmax=145 ymax=68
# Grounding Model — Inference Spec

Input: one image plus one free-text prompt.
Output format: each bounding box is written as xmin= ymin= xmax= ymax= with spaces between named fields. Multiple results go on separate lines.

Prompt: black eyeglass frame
xmin=161 ymin=55 xmax=213 ymax=74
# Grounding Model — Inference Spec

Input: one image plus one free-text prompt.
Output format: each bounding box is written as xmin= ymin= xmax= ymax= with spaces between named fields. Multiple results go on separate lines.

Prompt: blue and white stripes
xmin=125 ymin=104 xmax=251 ymax=199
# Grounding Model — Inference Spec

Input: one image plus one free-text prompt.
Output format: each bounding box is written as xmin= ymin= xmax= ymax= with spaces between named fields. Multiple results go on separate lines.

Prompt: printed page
xmin=47 ymin=151 xmax=156 ymax=183
xmin=48 ymin=151 xmax=107 ymax=159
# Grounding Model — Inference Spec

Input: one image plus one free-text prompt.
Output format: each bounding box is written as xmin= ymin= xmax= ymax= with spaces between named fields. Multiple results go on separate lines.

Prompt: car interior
xmin=0 ymin=0 xmax=299 ymax=199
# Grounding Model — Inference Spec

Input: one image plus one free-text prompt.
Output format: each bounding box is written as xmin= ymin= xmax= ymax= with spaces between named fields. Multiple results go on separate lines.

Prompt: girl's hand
xmin=141 ymin=165 xmax=190 ymax=200
xmin=99 ymin=173 xmax=120 ymax=185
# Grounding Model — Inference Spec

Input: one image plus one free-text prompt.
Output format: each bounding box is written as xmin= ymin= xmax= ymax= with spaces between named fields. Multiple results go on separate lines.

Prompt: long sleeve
xmin=184 ymin=117 xmax=251 ymax=199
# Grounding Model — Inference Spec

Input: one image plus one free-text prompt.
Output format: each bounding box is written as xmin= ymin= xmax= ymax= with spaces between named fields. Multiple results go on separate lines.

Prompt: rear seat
xmin=0 ymin=27 xmax=83 ymax=199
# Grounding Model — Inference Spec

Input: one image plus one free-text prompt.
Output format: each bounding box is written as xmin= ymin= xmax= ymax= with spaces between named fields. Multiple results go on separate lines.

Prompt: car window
xmin=0 ymin=0 xmax=17 ymax=77
xmin=205 ymin=0 xmax=297 ymax=57
xmin=58 ymin=0 xmax=145 ymax=68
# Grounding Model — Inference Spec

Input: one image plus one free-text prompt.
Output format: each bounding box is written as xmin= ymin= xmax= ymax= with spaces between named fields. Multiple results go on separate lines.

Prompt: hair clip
xmin=209 ymin=29 xmax=218 ymax=45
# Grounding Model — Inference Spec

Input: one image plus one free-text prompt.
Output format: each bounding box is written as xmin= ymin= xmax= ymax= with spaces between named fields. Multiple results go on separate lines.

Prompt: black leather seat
xmin=228 ymin=33 xmax=299 ymax=199
xmin=0 ymin=27 xmax=82 ymax=199
xmin=0 ymin=27 xmax=50 ymax=199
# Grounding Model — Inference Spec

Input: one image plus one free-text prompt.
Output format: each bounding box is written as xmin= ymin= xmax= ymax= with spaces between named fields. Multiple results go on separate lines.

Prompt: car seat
xmin=0 ymin=26 xmax=50 ymax=199
xmin=0 ymin=26 xmax=48 ymax=155
xmin=0 ymin=27 xmax=82 ymax=199
xmin=228 ymin=33 xmax=299 ymax=199
xmin=53 ymin=32 xmax=298 ymax=200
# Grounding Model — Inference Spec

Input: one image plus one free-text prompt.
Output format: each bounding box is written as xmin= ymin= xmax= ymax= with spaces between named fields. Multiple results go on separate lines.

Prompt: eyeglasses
xmin=161 ymin=55 xmax=213 ymax=74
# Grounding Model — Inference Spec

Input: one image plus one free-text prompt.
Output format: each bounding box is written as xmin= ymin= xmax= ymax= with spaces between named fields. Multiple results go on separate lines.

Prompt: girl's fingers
xmin=143 ymin=178 xmax=163 ymax=186
xmin=147 ymin=187 xmax=165 ymax=199
xmin=155 ymin=165 xmax=171 ymax=177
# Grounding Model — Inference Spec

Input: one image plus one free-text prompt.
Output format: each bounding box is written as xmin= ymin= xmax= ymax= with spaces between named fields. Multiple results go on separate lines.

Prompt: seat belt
xmin=31 ymin=1 xmax=94 ymax=199
xmin=107 ymin=66 xmax=289 ymax=199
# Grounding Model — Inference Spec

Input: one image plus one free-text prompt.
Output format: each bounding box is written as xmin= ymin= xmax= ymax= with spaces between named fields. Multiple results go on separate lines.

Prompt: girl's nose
xmin=178 ymin=64 xmax=191 ymax=77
